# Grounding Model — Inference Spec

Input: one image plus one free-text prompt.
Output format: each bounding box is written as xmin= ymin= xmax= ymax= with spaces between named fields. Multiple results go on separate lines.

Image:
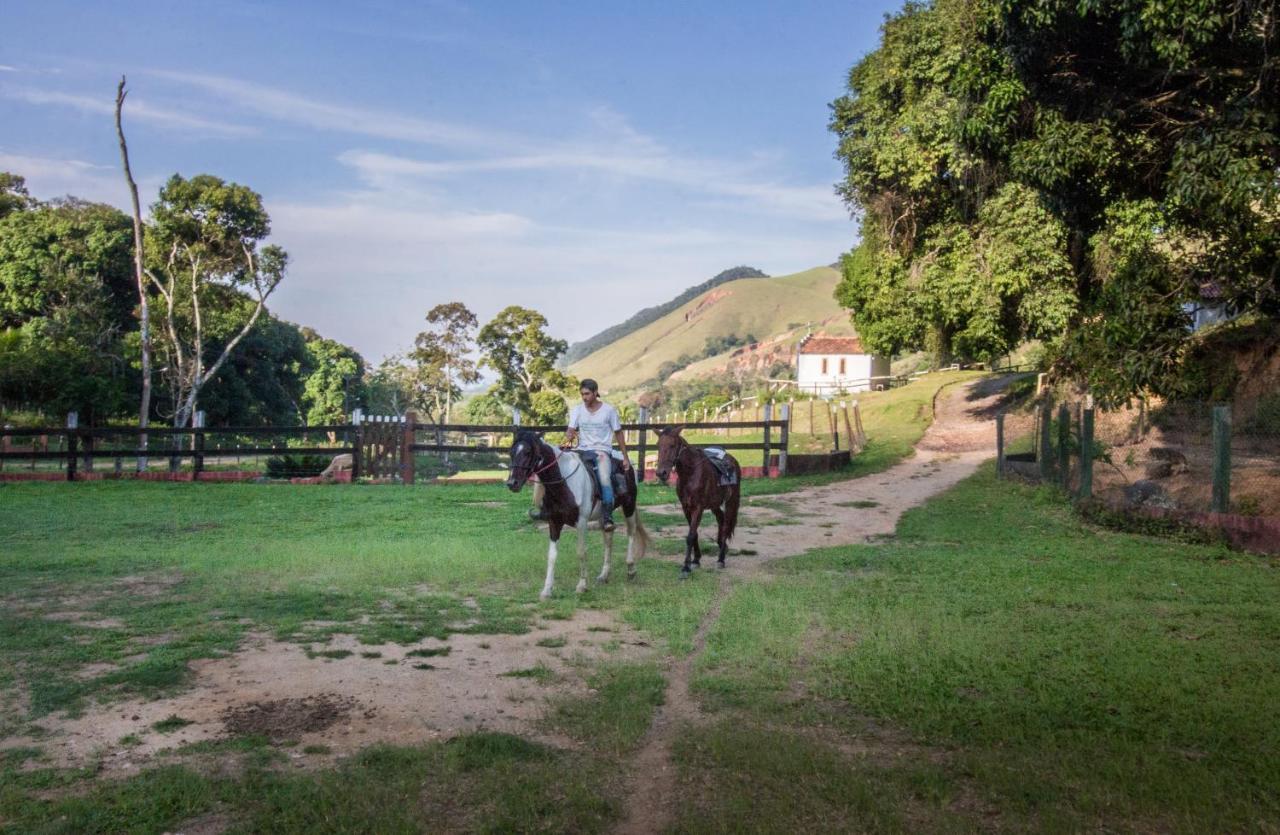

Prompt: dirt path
xmin=612 ymin=376 xmax=1012 ymax=833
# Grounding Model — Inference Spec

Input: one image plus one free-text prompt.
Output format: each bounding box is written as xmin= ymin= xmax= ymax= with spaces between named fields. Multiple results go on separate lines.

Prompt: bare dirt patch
xmin=15 ymin=608 xmax=652 ymax=775
xmin=222 ymin=694 xmax=365 ymax=740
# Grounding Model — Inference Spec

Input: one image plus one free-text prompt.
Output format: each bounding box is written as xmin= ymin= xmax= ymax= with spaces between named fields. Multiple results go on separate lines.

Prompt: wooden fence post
xmin=779 ymin=403 xmax=790 ymax=476
xmin=66 ymin=412 xmax=78 ymax=482
xmin=192 ymin=411 xmax=205 ymax=479
xmin=1057 ymin=403 xmax=1070 ymax=488
xmin=402 ymin=411 xmax=417 ymax=485
xmin=350 ymin=409 xmax=363 ymax=480
xmin=637 ymin=406 xmax=649 ymax=483
xmin=1079 ymin=408 xmax=1094 ymax=499
xmin=996 ymin=412 xmax=1005 ymax=479
xmin=762 ymin=403 xmax=773 ymax=477
xmin=809 ymin=399 xmax=815 ymax=437
xmin=853 ymin=402 xmax=866 ymax=448
xmin=1038 ymin=402 xmax=1053 ymax=482
xmin=1212 ymin=404 xmax=1231 ymax=513
xmin=841 ymin=401 xmax=856 ymax=453
xmin=829 ymin=404 xmax=839 ymax=451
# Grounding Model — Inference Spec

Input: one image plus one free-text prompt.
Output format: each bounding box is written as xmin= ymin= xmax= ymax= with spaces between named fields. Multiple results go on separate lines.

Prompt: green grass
xmin=686 ymin=465 xmax=1280 ymax=831
xmin=0 ymin=734 xmax=617 ymax=834
xmin=501 ymin=663 xmax=559 ymax=684
xmin=550 ymin=662 xmax=667 ymax=756
xmin=151 ymin=715 xmax=194 ymax=734
xmin=12 ymin=379 xmax=1271 ymax=830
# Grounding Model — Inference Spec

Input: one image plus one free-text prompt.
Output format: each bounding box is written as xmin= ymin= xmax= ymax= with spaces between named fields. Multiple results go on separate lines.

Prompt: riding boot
xmin=601 ymin=499 xmax=617 ymax=532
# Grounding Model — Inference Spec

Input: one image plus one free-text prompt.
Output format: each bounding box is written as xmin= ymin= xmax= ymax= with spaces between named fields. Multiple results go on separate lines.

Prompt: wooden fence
xmin=0 ymin=407 xmax=791 ymax=483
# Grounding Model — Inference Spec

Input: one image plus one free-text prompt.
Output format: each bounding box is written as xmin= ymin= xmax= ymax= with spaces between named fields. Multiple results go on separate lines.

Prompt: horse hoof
xmin=575 ymin=582 xmax=588 ymax=594
xmin=717 ymin=562 xmax=726 ymax=570
xmin=596 ymin=575 xmax=609 ymax=585
xmin=680 ymin=569 xmax=691 ymax=579
xmin=539 ymin=591 xmax=552 ymax=601
xmin=626 ymin=570 xmax=637 ymax=581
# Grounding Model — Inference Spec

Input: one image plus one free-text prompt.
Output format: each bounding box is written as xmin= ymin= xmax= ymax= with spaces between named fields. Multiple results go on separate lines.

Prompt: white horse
xmin=506 ymin=430 xmax=650 ymax=600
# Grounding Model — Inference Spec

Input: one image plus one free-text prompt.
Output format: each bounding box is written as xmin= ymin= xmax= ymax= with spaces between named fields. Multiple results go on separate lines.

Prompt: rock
xmin=1149 ymin=447 xmax=1190 ymax=474
xmin=1124 ymin=480 xmax=1178 ymax=510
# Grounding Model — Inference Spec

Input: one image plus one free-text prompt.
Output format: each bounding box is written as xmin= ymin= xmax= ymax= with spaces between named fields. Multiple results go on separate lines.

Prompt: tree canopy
xmin=478 ymin=306 xmax=571 ymax=413
xmin=832 ymin=0 xmax=1278 ymax=401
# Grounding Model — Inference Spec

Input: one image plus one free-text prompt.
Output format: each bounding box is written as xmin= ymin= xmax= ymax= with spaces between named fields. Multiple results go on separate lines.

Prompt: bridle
xmin=512 ymin=438 xmax=582 ymax=487
xmin=657 ymin=433 xmax=696 ymax=476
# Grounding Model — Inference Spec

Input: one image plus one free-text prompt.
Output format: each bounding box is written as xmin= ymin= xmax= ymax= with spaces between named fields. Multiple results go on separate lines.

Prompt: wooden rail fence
xmin=1 ymin=408 xmax=792 ymax=483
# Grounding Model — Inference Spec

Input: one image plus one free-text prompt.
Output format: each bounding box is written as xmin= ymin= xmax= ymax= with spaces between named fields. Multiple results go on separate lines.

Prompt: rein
xmin=522 ymin=443 xmax=582 ymax=486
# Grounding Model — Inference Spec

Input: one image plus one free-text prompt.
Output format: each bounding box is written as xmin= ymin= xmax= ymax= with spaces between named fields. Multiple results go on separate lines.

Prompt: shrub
xmin=264 ymin=454 xmax=330 ymax=478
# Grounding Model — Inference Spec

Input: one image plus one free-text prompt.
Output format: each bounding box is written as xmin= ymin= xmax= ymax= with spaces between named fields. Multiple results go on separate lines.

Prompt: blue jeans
xmin=579 ymin=450 xmax=615 ymax=518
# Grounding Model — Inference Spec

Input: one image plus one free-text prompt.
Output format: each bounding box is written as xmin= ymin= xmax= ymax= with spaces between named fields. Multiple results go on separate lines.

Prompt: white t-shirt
xmin=569 ymin=402 xmax=621 ymax=453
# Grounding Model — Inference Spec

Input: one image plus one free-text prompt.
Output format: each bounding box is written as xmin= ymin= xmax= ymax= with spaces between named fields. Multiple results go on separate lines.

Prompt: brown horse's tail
xmin=724 ymin=481 xmax=741 ymax=542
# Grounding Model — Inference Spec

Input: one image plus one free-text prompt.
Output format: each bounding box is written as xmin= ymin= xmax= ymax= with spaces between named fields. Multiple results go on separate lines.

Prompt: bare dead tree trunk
xmin=115 ymin=77 xmax=152 ymax=471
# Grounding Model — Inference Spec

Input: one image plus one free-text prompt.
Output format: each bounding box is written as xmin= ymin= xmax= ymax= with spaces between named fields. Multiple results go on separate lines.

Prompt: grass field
xmin=3 ymin=384 xmax=1278 ymax=831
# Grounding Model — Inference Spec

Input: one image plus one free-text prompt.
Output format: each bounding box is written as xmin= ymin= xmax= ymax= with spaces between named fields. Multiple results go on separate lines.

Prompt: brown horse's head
xmin=654 ymin=426 xmax=685 ymax=485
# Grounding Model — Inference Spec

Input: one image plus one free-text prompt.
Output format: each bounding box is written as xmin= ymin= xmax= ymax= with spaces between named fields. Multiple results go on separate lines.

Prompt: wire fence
xmin=998 ymin=395 xmax=1280 ymax=518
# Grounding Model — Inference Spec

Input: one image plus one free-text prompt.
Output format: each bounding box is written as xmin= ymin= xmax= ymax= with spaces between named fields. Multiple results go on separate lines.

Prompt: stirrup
xmin=602 ymin=516 xmax=617 ymax=532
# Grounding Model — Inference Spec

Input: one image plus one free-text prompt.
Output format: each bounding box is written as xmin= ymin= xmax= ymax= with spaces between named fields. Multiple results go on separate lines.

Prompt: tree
xmin=831 ymin=0 xmax=1278 ymax=400
xmin=116 ymin=79 xmax=154 ymax=466
xmin=410 ymin=302 xmax=480 ymax=423
xmin=365 ymin=354 xmax=417 ymax=417
xmin=477 ymin=306 xmax=569 ymax=411
xmin=830 ymin=1 xmax=1077 ymax=367
xmin=301 ymin=333 xmax=365 ymax=425
xmin=0 ymin=173 xmax=32 ymax=219
xmin=146 ymin=174 xmax=286 ymax=427
xmin=0 ymin=197 xmax=137 ymax=421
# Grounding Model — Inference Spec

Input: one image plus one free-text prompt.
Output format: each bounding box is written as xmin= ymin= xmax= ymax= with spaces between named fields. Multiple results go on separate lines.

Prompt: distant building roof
xmin=797 ymin=335 xmax=865 ymax=355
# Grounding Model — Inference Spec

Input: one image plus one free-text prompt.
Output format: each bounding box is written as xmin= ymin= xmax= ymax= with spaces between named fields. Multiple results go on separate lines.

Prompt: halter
xmin=513 ymin=439 xmax=581 ymax=487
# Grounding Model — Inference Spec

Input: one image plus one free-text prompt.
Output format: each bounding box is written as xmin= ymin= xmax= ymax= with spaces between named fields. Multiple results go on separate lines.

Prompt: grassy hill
xmin=562 ymin=266 xmax=769 ymax=366
xmin=569 ymin=266 xmax=852 ymax=391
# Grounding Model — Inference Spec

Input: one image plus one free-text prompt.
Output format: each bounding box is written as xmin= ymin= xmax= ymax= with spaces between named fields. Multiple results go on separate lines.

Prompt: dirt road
xmin=613 ymin=375 xmax=1012 ymax=834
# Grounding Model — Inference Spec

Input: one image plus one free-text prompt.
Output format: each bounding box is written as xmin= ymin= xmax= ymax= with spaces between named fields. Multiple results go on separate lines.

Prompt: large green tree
xmin=477 ymin=306 xmax=570 ymax=413
xmin=0 ymin=196 xmax=137 ymax=421
xmin=831 ymin=1 xmax=1077 ymax=367
xmin=147 ymin=174 xmax=287 ymax=427
xmin=410 ymin=302 xmax=480 ymax=423
xmin=832 ymin=0 xmax=1278 ymax=400
xmin=300 ymin=331 xmax=365 ymax=426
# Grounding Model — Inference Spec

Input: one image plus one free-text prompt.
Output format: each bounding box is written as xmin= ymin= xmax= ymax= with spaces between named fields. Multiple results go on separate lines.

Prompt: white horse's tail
xmin=629 ymin=510 xmax=651 ymax=560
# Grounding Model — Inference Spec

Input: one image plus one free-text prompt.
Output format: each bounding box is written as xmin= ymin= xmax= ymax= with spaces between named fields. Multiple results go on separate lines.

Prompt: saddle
xmin=575 ymin=450 xmax=630 ymax=502
xmin=701 ymin=448 xmax=739 ymax=487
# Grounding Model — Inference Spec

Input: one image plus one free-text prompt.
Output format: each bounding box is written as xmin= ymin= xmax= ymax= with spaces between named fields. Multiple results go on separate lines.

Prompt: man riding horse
xmin=561 ymin=379 xmax=632 ymax=532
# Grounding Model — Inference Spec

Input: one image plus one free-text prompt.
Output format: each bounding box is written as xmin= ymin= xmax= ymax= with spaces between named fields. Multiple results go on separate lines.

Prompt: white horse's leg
xmin=598 ymin=526 xmax=614 ymax=584
xmin=575 ymin=521 xmax=590 ymax=594
xmin=541 ymin=539 xmax=558 ymax=600
xmin=624 ymin=514 xmax=637 ymax=579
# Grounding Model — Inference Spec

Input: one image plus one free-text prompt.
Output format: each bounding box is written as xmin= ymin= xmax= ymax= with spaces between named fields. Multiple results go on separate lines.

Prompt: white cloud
xmin=0 ymin=65 xmax=18 ymax=73
xmin=0 ymin=151 xmax=129 ymax=205
xmin=144 ymin=71 xmax=845 ymax=221
xmin=3 ymin=85 xmax=258 ymax=138
xmin=151 ymin=70 xmax=515 ymax=151
xmin=266 ymin=190 xmax=849 ymax=362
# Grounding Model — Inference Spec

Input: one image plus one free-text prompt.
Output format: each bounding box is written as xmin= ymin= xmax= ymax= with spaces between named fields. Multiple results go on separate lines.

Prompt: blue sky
xmin=1 ymin=0 xmax=899 ymax=362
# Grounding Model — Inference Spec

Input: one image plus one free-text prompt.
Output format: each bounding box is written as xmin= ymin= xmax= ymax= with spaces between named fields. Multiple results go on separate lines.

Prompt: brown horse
xmin=654 ymin=427 xmax=740 ymax=574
